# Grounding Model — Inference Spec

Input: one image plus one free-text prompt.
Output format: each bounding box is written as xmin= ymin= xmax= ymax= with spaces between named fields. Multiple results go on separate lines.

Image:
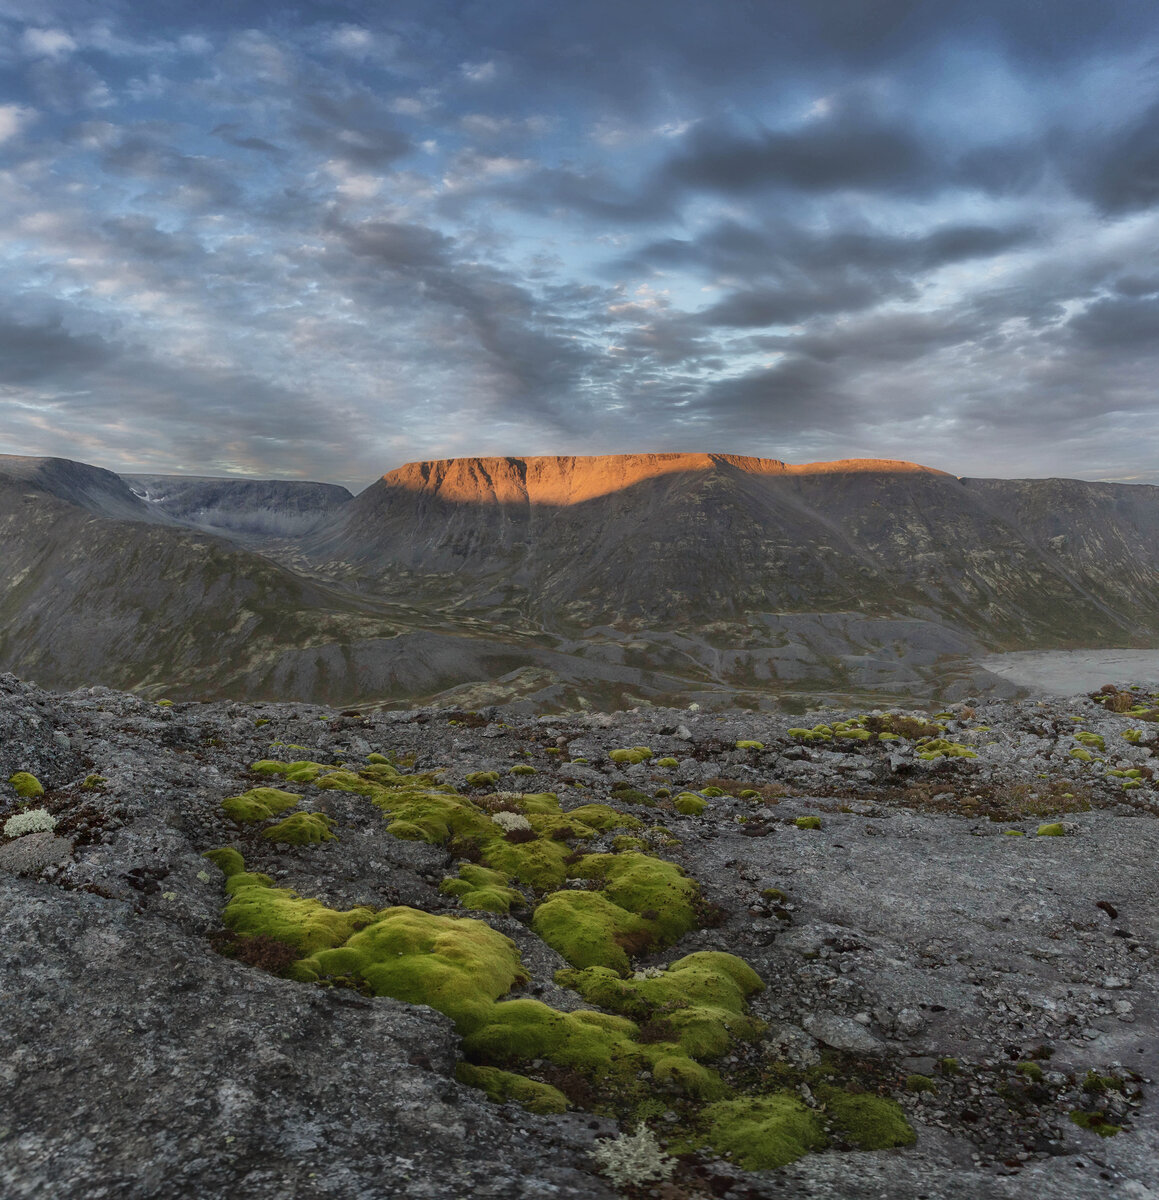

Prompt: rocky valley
xmin=2 ymin=674 xmax=1157 ymax=1199
xmin=5 ymin=451 xmax=1159 ymax=712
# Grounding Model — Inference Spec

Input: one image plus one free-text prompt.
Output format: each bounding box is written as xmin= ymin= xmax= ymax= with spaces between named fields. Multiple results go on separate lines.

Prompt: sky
xmin=2 ymin=1 xmax=1159 ymax=492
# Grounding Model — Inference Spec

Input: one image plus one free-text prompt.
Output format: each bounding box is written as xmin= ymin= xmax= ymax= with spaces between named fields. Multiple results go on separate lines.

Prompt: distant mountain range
xmin=2 ymin=450 xmax=1157 ymax=710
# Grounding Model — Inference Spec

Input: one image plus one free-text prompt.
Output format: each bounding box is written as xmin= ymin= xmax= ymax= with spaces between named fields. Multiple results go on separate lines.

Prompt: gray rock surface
xmin=1 ymin=673 xmax=1158 ymax=1199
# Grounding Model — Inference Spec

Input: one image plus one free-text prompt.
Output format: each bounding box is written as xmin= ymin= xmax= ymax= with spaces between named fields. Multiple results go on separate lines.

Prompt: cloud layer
xmin=1 ymin=1 xmax=1158 ymax=489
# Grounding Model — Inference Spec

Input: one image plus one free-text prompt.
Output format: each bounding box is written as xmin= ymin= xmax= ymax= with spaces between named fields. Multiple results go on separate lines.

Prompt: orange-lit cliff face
xmin=379 ymin=453 xmax=947 ymax=506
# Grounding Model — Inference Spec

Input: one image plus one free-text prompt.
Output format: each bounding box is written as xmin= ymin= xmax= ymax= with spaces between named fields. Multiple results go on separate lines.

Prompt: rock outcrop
xmin=1 ymin=673 xmax=1156 ymax=1199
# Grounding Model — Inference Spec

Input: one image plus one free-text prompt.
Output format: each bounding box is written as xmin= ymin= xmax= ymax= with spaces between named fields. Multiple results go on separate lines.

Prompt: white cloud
xmin=461 ymin=60 xmax=497 ymax=83
xmin=0 ymin=104 xmax=35 ymax=144
xmin=22 ymin=28 xmax=77 ymax=59
xmin=328 ymin=25 xmax=380 ymax=58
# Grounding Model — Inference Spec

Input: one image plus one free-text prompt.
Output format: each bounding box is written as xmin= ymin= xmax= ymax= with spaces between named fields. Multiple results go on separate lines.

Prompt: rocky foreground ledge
xmin=1 ymin=674 xmax=1157 ymax=1200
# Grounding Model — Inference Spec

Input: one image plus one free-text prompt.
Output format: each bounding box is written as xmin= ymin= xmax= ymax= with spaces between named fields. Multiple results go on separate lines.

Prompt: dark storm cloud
xmin=327 ymin=214 xmax=597 ymax=427
xmin=629 ymin=219 xmax=1034 ymax=328
xmin=662 ymin=108 xmax=936 ymax=197
xmin=1067 ymin=295 xmax=1159 ymax=349
xmin=293 ymin=90 xmax=411 ymax=169
xmin=0 ymin=313 xmax=114 ymax=383
xmin=100 ymin=128 xmax=242 ymax=207
xmin=693 ymin=355 xmax=849 ymax=432
xmin=211 ymin=123 xmax=282 ymax=154
xmin=1075 ymin=98 xmax=1159 ymax=214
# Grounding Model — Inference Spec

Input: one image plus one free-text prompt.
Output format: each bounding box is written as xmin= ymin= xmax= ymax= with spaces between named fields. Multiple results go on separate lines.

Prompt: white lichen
xmin=632 ymin=966 xmax=666 ymax=980
xmin=589 ymin=1123 xmax=676 ymax=1188
xmin=3 ymin=808 xmax=57 ymax=838
xmin=491 ymin=811 xmax=532 ymax=833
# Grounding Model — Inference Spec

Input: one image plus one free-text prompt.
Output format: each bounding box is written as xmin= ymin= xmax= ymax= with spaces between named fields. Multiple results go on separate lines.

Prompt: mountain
xmin=0 ymin=455 xmax=173 ymax=524
xmin=4 ymin=450 xmax=1159 ymax=710
xmin=301 ymin=452 xmax=1159 ymax=646
xmin=124 ymin=474 xmax=352 ymax=538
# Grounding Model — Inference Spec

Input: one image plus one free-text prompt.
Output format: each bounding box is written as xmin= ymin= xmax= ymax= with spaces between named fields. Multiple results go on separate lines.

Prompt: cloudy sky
xmin=2 ymin=1 xmax=1158 ymax=490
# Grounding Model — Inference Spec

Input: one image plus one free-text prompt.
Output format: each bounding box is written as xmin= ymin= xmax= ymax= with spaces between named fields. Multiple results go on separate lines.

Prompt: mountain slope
xmin=302 ymin=453 xmax=1159 ymax=645
xmin=124 ymin=474 xmax=352 ymax=538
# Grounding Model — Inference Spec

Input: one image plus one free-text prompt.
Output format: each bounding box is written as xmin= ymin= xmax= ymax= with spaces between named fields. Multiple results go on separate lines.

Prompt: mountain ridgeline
xmin=2 ymin=451 xmax=1158 ymax=709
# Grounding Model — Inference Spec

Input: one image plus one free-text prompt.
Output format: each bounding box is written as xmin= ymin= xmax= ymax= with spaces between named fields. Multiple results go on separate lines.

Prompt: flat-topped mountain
xmin=302 ymin=452 xmax=1159 ymax=646
xmin=3 ymin=449 xmax=1159 ymax=709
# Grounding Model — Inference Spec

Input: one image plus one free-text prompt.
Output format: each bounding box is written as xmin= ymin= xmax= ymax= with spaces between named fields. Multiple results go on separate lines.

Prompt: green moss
xmin=905 ymin=1074 xmax=936 ymax=1093
xmin=612 ymin=836 xmax=651 ymax=853
xmin=1075 ymin=731 xmax=1105 ymax=750
xmin=8 ymin=772 xmax=43 ymax=800
xmin=739 ymin=789 xmax=760 ymax=799
xmin=366 ymin=753 xmax=391 ymax=764
xmin=531 ymin=889 xmax=654 ymax=973
xmin=1036 ymin=822 xmax=1067 ymax=837
xmin=455 ymin=1063 xmax=568 ymax=1114
xmin=789 ymin=726 xmax=833 ymax=743
xmin=794 ymin=816 xmax=822 ymax=830
xmin=937 ymin=1057 xmax=960 ymax=1076
xmin=674 ymin=792 xmax=707 ymax=816
xmin=1070 ymin=1110 xmax=1122 ymax=1137
xmin=295 ymin=906 xmax=527 ymax=1032
xmin=484 ymin=836 xmax=573 ymax=891
xmin=735 ymin=740 xmax=764 ymax=750
xmin=1069 ymin=747 xmax=1093 ymax=762
xmin=564 ymin=804 xmax=644 ymax=833
xmin=572 ymin=852 xmax=700 ymax=945
xmin=817 ymin=1087 xmax=915 ymax=1150
xmin=376 ymin=790 xmax=495 ymax=846
xmin=609 ymin=747 xmax=654 ymax=765
xmin=221 ymin=787 xmax=301 ymax=823
xmin=761 ymin=888 xmax=787 ymax=902
xmin=250 ymin=758 xmax=331 ymax=783
xmin=465 ymin=770 xmax=500 ymax=787
xmin=702 ymin=786 xmax=725 ymax=797
xmin=652 ymin=1055 xmax=727 ymax=1099
xmin=1015 ymin=1062 xmax=1044 ymax=1083
xmin=557 ymin=952 xmax=764 ymax=1059
xmin=440 ymin=863 xmax=525 ymax=914
xmin=263 ymin=812 xmax=337 ymax=845
xmin=701 ymin=1094 xmax=828 ymax=1169
xmin=156 ymin=699 xmax=173 ymax=707
xmin=509 ymin=764 xmax=538 ymax=776
xmin=915 ymin=738 xmax=977 ymax=760
xmin=1003 ymin=829 xmax=1025 ymax=836
xmin=461 ymin=998 xmax=643 ymax=1082
xmin=210 ymin=852 xmax=374 ymax=953
xmin=1123 ymin=729 xmax=1143 ymax=744
xmin=656 ymin=757 xmax=680 ymax=768
xmin=203 ymin=846 xmax=245 ymax=878
xmin=80 ymin=774 xmax=107 ymax=791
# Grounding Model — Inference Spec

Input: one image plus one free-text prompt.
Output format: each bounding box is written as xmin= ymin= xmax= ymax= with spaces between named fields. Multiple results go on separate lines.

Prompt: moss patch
xmin=701 ymin=1094 xmax=828 ymax=1169
xmin=440 ymin=863 xmax=525 ymax=914
xmin=531 ymin=889 xmax=654 ymax=973
xmin=609 ymin=747 xmax=653 ymax=765
xmin=674 ymin=792 xmax=707 ymax=816
xmin=817 ymin=1087 xmax=916 ymax=1149
xmin=455 ymin=1063 xmax=568 ymax=1114
xmin=8 ymin=772 xmax=44 ymax=799
xmin=263 ymin=811 xmax=337 ymax=845
xmin=221 ymin=787 xmax=301 ymax=823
